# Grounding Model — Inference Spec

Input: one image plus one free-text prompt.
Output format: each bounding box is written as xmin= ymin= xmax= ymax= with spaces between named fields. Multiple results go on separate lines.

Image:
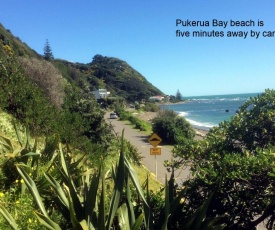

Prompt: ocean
xmin=160 ymin=93 xmax=261 ymax=131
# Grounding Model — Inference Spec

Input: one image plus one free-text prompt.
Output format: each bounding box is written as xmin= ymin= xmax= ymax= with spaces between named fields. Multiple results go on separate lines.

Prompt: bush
xmin=114 ymin=106 xmax=131 ymax=121
xmin=152 ymin=110 xmax=195 ymax=144
xmin=60 ymin=88 xmax=114 ymax=151
xmin=169 ymin=90 xmax=275 ymax=229
xmin=19 ymin=57 xmax=66 ymax=108
xmin=143 ymin=102 xmax=160 ymax=112
xmin=0 ymin=55 xmax=59 ymax=136
xmin=114 ymin=106 xmax=150 ymax=132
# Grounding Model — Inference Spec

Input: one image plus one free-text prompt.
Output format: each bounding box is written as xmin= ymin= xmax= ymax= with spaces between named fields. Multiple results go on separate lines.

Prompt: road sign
xmin=148 ymin=133 xmax=162 ymax=147
xmin=150 ymin=147 xmax=161 ymax=155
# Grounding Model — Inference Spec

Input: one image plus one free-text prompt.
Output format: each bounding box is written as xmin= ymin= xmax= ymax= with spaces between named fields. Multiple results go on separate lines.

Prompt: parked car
xmin=110 ymin=112 xmax=118 ymax=119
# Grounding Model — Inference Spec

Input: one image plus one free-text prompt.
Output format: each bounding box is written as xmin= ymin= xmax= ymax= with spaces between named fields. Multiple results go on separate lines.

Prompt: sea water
xmin=160 ymin=93 xmax=261 ymax=131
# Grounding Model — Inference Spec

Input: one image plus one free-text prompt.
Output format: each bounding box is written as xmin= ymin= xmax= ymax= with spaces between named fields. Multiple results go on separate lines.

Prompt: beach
xmin=136 ymin=111 xmax=208 ymax=140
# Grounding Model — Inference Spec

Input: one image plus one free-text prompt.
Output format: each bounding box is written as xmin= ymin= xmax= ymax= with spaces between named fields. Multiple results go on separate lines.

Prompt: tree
xmin=61 ymin=88 xmax=114 ymax=151
xmin=175 ymin=89 xmax=183 ymax=101
xmin=43 ymin=39 xmax=54 ymax=60
xmin=168 ymin=89 xmax=275 ymax=229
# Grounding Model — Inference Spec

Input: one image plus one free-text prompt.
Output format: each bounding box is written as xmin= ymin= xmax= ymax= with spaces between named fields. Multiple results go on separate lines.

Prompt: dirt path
xmin=104 ymin=113 xmax=191 ymax=185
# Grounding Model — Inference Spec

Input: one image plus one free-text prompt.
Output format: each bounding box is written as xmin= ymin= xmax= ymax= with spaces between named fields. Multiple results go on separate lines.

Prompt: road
xmin=104 ymin=114 xmax=191 ymax=185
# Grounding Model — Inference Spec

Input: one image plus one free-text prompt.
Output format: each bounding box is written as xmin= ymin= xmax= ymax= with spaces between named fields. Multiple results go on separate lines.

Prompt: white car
xmin=110 ymin=112 xmax=118 ymax=119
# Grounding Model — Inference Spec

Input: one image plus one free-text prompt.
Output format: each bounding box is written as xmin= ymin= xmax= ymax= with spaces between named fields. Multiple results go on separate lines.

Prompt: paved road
xmin=105 ymin=114 xmax=191 ymax=185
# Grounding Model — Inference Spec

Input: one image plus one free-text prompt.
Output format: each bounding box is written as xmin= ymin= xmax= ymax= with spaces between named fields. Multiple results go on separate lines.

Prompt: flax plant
xmin=0 ymin=128 xmax=226 ymax=229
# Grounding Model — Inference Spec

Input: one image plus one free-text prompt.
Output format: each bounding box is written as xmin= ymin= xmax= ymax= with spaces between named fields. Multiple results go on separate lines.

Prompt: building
xmin=148 ymin=95 xmax=164 ymax=102
xmin=92 ymin=89 xmax=110 ymax=100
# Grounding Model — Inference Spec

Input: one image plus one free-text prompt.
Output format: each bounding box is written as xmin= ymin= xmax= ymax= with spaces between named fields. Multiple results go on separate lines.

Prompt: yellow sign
xmin=150 ymin=147 xmax=161 ymax=155
xmin=148 ymin=133 xmax=162 ymax=147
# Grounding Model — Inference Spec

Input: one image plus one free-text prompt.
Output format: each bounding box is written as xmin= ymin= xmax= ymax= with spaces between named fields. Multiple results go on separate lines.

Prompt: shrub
xmin=60 ymin=88 xmax=114 ymax=151
xmin=169 ymin=90 xmax=275 ymax=229
xmin=143 ymin=102 xmax=160 ymax=112
xmin=152 ymin=110 xmax=195 ymax=144
xmin=19 ymin=57 xmax=66 ymax=108
xmin=0 ymin=55 xmax=59 ymax=136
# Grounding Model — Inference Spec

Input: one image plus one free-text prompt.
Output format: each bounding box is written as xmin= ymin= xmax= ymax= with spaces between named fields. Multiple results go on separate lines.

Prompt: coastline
xmin=136 ymin=111 xmax=208 ymax=140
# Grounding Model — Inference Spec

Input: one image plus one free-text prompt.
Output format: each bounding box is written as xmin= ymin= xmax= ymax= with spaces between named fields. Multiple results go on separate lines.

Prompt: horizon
xmin=182 ymin=91 xmax=262 ymax=98
xmin=1 ymin=1 xmax=275 ymax=96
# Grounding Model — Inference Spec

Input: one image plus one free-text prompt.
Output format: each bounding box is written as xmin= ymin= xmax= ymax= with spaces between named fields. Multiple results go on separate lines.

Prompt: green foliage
xmin=0 ymin=129 xmax=226 ymax=230
xmin=0 ymin=49 xmax=113 ymax=153
xmin=0 ymin=53 xmax=60 ymax=136
xmin=1 ymin=23 xmax=164 ymax=105
xmin=61 ymin=88 xmax=114 ymax=152
xmin=169 ymin=90 xmax=185 ymax=103
xmin=169 ymin=89 xmax=275 ymax=229
xmin=0 ymin=133 xmax=150 ymax=230
xmin=143 ymin=102 xmax=160 ymax=112
xmin=0 ymin=191 xmax=42 ymax=230
xmin=43 ymin=39 xmax=54 ymax=60
xmin=152 ymin=110 xmax=195 ymax=144
xmin=0 ymin=23 xmax=40 ymax=58
xmin=88 ymin=54 xmax=163 ymax=102
xmin=114 ymin=106 xmax=151 ymax=132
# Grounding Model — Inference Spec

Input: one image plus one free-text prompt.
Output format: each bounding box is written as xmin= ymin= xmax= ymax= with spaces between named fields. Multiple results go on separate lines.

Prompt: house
xmin=149 ymin=95 xmax=164 ymax=102
xmin=92 ymin=89 xmax=110 ymax=100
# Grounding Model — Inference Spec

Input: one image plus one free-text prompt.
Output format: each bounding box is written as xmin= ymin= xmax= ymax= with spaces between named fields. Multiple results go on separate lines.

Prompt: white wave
xmin=186 ymin=118 xmax=216 ymax=130
xmin=177 ymin=111 xmax=189 ymax=116
xmin=176 ymin=112 xmax=215 ymax=129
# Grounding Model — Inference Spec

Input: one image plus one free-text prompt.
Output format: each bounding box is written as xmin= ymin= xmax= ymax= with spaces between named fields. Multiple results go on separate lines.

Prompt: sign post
xmin=148 ymin=133 xmax=162 ymax=180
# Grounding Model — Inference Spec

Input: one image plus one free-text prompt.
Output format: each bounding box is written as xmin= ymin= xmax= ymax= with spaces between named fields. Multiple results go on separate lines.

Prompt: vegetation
xmin=0 ymin=23 xmax=40 ymax=58
xmin=87 ymin=54 xmax=163 ymax=102
xmin=167 ymin=89 xmax=275 ymax=229
xmin=2 ymin=22 xmax=275 ymax=229
xmin=169 ymin=89 xmax=185 ymax=103
xmin=0 ymin=23 xmax=163 ymax=104
xmin=152 ymin=110 xmax=195 ymax=145
xmin=0 ymin=126 xmax=226 ymax=230
xmin=143 ymin=102 xmax=160 ymax=112
xmin=114 ymin=106 xmax=151 ymax=132
xmin=43 ymin=39 xmax=54 ymax=60
xmin=19 ymin=57 xmax=66 ymax=107
xmin=0 ymin=51 xmax=59 ymax=136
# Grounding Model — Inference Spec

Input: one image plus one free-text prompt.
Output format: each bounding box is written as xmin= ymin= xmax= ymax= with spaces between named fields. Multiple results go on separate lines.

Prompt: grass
xmin=133 ymin=164 xmax=163 ymax=192
xmin=0 ymin=110 xmax=17 ymax=139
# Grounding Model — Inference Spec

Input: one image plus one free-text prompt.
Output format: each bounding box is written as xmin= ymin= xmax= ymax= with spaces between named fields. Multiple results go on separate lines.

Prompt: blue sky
xmin=1 ymin=0 xmax=275 ymax=96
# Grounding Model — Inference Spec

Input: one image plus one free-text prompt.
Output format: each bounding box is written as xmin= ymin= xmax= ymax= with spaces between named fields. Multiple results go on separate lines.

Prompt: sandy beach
xmin=136 ymin=111 xmax=208 ymax=140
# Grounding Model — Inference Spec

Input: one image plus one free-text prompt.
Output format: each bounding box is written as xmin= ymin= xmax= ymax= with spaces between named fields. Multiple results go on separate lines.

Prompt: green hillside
xmin=0 ymin=23 xmax=163 ymax=103
xmin=0 ymin=23 xmax=40 ymax=58
xmin=87 ymin=54 xmax=163 ymax=101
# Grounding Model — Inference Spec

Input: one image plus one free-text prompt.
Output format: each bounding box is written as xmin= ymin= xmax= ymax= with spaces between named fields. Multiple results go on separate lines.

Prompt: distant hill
xmin=75 ymin=54 xmax=163 ymax=101
xmin=0 ymin=23 xmax=164 ymax=102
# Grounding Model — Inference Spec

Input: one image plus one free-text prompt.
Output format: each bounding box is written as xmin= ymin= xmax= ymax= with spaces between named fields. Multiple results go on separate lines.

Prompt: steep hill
xmin=71 ymin=54 xmax=163 ymax=101
xmin=0 ymin=23 xmax=164 ymax=102
xmin=0 ymin=23 xmax=40 ymax=58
